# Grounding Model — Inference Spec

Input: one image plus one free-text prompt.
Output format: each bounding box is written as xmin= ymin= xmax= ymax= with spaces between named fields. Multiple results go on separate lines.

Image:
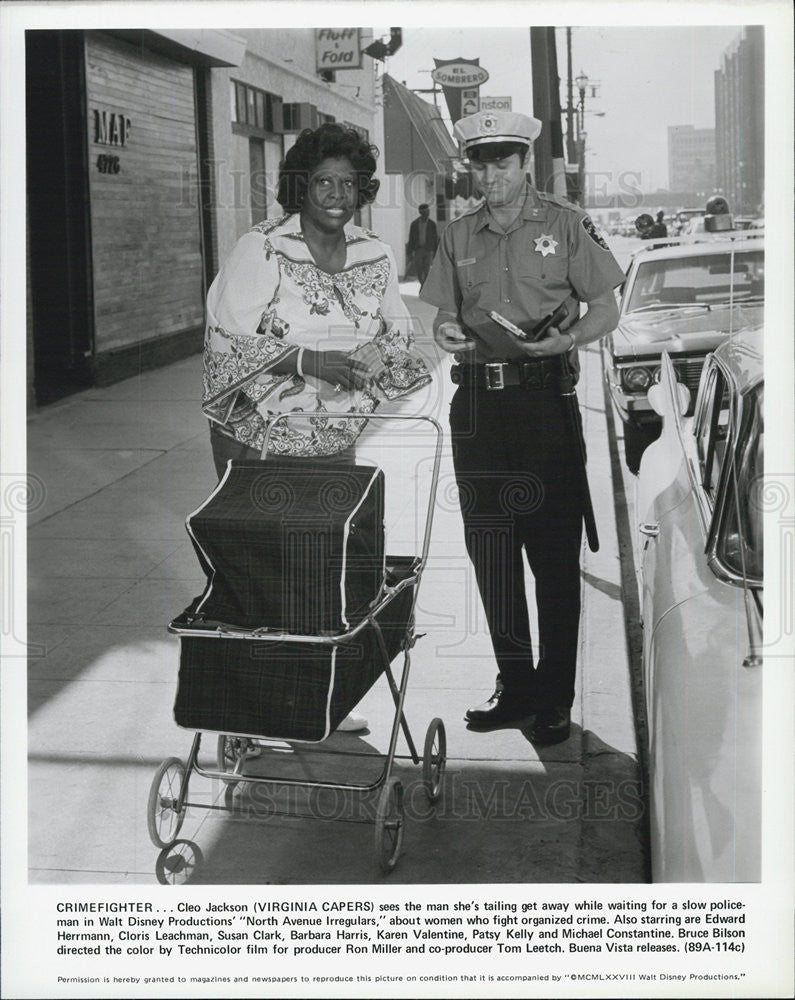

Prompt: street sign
xmin=315 ymin=28 xmax=362 ymax=71
xmin=461 ymin=89 xmax=480 ymax=117
xmin=480 ymin=95 xmax=512 ymax=112
xmin=431 ymin=62 xmax=489 ymax=88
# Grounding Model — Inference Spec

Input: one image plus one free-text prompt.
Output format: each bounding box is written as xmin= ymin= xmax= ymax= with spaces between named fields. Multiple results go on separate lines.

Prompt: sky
xmin=380 ymin=25 xmax=744 ymax=194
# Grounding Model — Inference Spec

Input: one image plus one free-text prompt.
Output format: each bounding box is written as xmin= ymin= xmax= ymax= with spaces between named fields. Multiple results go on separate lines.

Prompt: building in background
xmin=26 ymin=28 xmax=377 ymax=407
xmin=208 ymin=30 xmax=377 ymax=269
xmin=667 ymin=125 xmax=716 ymax=202
xmin=714 ymin=26 xmax=764 ymax=216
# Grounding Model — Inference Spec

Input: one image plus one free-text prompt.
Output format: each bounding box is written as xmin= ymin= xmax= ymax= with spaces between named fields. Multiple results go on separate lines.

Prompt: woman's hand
xmin=304 ymin=348 xmax=380 ymax=391
xmin=347 ymin=342 xmax=387 ymax=386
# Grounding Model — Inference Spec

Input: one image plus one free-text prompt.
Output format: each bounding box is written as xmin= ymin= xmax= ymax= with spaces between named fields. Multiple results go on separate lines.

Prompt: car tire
xmin=624 ymin=421 xmax=661 ymax=474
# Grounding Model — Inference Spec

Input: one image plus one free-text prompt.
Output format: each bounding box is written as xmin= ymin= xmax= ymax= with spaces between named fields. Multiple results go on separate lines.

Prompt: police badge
xmin=581 ymin=216 xmax=610 ymax=250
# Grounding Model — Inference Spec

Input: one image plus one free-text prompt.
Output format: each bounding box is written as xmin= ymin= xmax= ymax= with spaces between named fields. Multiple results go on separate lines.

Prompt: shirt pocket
xmin=458 ymin=259 xmax=490 ymax=294
xmin=519 ymin=246 xmax=570 ymax=283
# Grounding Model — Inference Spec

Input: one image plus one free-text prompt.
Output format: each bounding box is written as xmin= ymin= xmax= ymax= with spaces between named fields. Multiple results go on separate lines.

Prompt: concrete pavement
xmin=26 ymin=283 xmax=646 ymax=885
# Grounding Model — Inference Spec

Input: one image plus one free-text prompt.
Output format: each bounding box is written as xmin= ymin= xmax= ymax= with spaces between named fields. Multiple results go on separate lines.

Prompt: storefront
xmin=26 ymin=29 xmax=244 ymax=403
xmin=26 ymin=28 xmax=378 ymax=407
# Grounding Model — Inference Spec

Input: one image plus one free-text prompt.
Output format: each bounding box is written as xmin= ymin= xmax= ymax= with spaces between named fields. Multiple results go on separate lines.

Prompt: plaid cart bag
xmin=173 ymin=572 xmax=415 ymax=742
xmin=185 ymin=460 xmax=386 ymax=634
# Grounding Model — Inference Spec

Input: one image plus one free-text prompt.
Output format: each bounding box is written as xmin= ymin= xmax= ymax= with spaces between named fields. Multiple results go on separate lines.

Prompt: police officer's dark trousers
xmin=449 ymin=377 xmax=583 ymax=709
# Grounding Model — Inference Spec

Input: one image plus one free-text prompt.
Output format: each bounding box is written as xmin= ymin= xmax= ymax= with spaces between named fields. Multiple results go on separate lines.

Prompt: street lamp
xmin=575 ymin=70 xmax=589 ymax=130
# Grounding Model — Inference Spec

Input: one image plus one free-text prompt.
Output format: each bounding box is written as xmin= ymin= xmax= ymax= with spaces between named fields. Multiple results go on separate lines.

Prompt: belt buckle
xmin=484 ymin=362 xmax=506 ymax=390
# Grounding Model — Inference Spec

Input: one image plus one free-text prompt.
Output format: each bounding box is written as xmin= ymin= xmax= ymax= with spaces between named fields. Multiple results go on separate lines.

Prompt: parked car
xmin=636 ymin=328 xmax=763 ymax=881
xmin=603 ymin=231 xmax=764 ymax=472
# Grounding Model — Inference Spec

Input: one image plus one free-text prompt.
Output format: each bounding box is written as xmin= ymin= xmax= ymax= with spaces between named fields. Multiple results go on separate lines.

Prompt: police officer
xmin=420 ymin=111 xmax=624 ymax=744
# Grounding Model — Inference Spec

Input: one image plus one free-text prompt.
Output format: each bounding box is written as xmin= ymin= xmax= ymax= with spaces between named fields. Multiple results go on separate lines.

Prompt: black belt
xmin=451 ymin=359 xmax=559 ymax=391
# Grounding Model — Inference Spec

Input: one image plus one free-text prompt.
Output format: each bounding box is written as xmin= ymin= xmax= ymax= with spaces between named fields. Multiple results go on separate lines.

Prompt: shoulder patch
xmin=581 ymin=216 xmax=610 ymax=250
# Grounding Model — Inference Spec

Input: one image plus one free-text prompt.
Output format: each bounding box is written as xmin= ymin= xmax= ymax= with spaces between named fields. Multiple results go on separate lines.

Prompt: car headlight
xmin=651 ymin=366 xmax=663 ymax=383
xmin=622 ymin=367 xmax=654 ymax=391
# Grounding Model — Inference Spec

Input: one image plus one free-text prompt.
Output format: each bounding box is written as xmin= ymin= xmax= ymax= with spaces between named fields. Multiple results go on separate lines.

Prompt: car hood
xmin=611 ymin=304 xmax=763 ymax=359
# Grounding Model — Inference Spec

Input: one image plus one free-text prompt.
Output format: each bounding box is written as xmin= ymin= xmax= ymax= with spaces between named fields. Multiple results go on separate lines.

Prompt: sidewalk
xmin=26 ymin=285 xmax=645 ymax=885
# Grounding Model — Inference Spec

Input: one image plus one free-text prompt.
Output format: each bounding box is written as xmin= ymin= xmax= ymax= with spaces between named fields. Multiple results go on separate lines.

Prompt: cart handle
xmin=261 ymin=411 xmax=444 ymax=577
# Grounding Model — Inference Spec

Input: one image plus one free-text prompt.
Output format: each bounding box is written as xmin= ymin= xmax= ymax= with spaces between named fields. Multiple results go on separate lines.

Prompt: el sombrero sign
xmin=431 ymin=62 xmax=490 ymax=88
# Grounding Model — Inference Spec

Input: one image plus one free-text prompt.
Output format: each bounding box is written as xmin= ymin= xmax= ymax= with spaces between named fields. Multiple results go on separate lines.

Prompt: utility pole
xmin=566 ymin=28 xmax=576 ymax=165
xmin=529 ymin=27 xmax=565 ymax=197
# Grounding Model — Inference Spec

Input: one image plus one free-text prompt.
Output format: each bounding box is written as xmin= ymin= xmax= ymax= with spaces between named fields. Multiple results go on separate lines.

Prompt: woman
xmin=203 ymin=123 xmax=430 ymax=476
xmin=200 ymin=124 xmax=430 ymax=732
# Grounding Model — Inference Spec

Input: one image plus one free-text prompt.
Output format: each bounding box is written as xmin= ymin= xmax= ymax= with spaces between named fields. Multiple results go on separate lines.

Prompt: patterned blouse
xmin=202 ymin=214 xmax=430 ymax=457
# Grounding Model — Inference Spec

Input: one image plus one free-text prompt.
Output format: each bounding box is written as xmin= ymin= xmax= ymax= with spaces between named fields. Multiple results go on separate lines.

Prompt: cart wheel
xmin=147 ymin=757 xmax=187 ymax=849
xmin=216 ymin=735 xmax=259 ymax=785
xmin=422 ymin=717 xmax=446 ymax=803
xmin=374 ymin=778 xmax=405 ymax=873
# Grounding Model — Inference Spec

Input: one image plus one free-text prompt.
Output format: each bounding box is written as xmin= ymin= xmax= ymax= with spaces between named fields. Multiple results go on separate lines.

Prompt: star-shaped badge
xmin=534 ymin=234 xmax=559 ymax=257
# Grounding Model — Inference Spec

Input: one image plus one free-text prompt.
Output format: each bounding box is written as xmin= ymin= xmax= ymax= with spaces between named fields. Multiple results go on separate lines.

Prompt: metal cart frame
xmin=147 ymin=413 xmax=445 ymax=873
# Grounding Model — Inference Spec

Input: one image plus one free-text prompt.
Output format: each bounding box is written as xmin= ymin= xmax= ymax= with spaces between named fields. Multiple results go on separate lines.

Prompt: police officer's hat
xmin=453 ymin=111 xmax=542 ymax=154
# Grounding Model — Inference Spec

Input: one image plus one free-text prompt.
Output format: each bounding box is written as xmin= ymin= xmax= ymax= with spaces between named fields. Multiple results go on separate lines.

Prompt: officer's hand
xmin=434 ymin=320 xmax=476 ymax=354
xmin=515 ymin=327 xmax=574 ymax=358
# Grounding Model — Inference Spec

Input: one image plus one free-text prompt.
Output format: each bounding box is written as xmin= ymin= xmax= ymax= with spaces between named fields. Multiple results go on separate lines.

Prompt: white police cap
xmin=453 ymin=110 xmax=542 ymax=152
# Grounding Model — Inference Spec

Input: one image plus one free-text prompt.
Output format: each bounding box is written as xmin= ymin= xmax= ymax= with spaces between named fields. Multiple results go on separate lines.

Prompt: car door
xmin=641 ymin=362 xmax=762 ymax=881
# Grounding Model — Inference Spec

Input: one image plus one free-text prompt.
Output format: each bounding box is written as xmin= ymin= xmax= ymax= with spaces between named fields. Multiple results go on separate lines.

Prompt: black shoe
xmin=465 ymin=685 xmax=536 ymax=728
xmin=530 ymin=706 xmax=571 ymax=745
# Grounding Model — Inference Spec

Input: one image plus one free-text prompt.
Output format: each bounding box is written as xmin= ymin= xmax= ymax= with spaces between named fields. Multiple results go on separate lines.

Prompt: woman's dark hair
xmin=277 ymin=123 xmax=380 ymax=213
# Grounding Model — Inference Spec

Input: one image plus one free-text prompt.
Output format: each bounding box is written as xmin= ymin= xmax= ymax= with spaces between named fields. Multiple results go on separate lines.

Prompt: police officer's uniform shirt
xmin=420 ymin=185 xmax=625 ymax=363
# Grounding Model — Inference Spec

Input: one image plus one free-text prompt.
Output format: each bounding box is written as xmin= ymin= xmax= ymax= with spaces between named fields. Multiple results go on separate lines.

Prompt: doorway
xmin=26 ymin=30 xmax=94 ymax=405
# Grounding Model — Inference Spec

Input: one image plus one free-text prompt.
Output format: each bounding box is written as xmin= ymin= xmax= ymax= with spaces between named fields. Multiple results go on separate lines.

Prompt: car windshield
xmin=626 ymin=249 xmax=764 ymax=313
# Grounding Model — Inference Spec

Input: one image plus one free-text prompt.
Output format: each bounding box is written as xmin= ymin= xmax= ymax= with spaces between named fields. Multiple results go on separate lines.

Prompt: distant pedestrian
xmin=406 ymin=203 xmax=439 ymax=286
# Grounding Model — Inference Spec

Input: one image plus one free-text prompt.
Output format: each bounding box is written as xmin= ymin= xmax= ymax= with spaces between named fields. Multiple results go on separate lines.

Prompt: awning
xmin=107 ymin=29 xmax=247 ymax=67
xmin=382 ymin=74 xmax=458 ymax=176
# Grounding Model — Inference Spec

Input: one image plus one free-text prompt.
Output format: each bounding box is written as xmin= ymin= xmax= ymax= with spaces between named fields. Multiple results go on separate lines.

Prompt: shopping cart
xmin=147 ymin=413 xmax=445 ymax=873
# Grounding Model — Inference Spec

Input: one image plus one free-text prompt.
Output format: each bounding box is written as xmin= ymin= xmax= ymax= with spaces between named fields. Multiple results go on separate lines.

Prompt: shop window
xmin=249 ymin=138 xmax=267 ymax=224
xmin=283 ymin=103 xmax=318 ymax=132
xmin=249 ymin=136 xmax=284 ymax=224
xmin=254 ymin=90 xmax=265 ymax=130
xmin=232 ymin=80 xmax=282 ymax=133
